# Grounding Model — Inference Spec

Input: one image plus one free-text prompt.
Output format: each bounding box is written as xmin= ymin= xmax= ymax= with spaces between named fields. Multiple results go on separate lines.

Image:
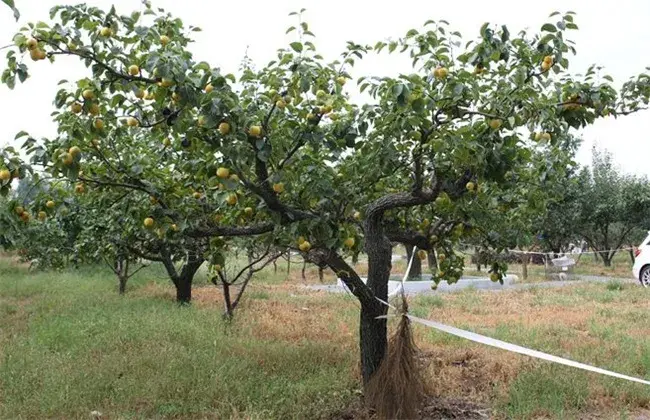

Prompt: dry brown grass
xmin=173 ymin=279 xmax=648 ymax=418
xmin=47 ymin=259 xmax=647 ymax=419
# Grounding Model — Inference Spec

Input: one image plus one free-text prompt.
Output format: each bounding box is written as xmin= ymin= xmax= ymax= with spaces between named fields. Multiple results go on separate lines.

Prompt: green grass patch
xmin=0 ymin=260 xmax=357 ymax=419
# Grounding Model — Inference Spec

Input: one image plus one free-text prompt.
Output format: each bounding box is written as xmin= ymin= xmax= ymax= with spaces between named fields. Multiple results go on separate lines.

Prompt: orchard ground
xmin=1 ymin=252 xmax=649 ymax=419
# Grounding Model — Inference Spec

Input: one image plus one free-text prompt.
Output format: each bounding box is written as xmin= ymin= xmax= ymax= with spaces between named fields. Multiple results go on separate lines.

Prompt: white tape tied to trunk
xmin=406 ymin=314 xmax=650 ymax=386
xmin=378 ymin=247 xmax=650 ymax=386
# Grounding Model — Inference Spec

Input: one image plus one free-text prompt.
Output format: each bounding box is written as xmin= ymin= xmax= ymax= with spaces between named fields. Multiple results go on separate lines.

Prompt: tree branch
xmin=126 ymin=245 xmax=164 ymax=263
xmin=126 ymin=263 xmax=149 ymax=280
xmin=42 ymin=41 xmax=159 ymax=85
xmin=385 ymin=229 xmax=431 ymax=250
xmin=186 ymin=222 xmax=275 ymax=238
xmin=310 ymin=248 xmax=379 ymax=310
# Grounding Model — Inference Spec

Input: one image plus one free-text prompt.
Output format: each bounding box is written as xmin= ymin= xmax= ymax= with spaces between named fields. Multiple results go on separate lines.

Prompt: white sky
xmin=1 ymin=0 xmax=649 ymax=175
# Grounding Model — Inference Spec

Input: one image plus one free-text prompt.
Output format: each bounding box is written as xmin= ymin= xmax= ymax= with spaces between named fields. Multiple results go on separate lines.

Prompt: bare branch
xmin=126 ymin=263 xmax=149 ymax=280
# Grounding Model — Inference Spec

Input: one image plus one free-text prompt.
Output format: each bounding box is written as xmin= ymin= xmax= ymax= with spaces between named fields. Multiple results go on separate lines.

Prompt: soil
xmin=331 ymin=396 xmax=490 ymax=419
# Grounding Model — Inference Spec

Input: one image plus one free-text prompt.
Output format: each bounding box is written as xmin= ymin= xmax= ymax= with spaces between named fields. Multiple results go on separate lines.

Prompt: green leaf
xmin=391 ymin=84 xmax=404 ymax=98
xmin=541 ymin=23 xmax=557 ymax=32
xmin=480 ymin=22 xmax=489 ymax=38
xmin=16 ymin=68 xmax=27 ymax=83
xmin=290 ymin=42 xmax=303 ymax=53
xmin=2 ymin=0 xmax=19 ymax=21
xmin=411 ymin=97 xmax=425 ymax=112
xmin=5 ymin=74 xmax=15 ymax=89
xmin=501 ymin=25 xmax=510 ymax=42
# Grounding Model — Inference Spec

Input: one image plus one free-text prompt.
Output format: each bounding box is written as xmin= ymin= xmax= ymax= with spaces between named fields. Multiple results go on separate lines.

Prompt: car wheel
xmin=640 ymin=266 xmax=650 ymax=288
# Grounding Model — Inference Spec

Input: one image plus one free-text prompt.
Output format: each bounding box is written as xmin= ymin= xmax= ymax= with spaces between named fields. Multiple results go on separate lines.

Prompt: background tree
xmin=575 ymin=148 xmax=650 ymax=266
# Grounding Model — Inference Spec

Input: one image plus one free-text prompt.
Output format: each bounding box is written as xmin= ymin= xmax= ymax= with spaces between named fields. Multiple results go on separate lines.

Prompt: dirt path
xmin=309 ymin=274 xmax=639 ymax=295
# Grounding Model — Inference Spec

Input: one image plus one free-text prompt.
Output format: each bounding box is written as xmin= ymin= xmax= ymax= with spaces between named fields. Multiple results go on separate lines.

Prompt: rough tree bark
xmin=160 ymin=249 xmax=204 ymax=304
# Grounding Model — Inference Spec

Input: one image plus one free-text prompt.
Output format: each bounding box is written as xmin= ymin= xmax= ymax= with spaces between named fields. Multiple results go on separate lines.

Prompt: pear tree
xmin=3 ymin=3 xmax=650 ymax=392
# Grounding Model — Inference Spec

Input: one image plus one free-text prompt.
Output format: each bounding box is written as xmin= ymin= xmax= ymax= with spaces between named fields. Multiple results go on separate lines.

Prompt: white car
xmin=632 ymin=232 xmax=650 ymax=287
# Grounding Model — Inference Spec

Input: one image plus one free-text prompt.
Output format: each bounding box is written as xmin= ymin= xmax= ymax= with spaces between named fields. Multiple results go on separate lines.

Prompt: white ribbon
xmin=375 ymin=246 xmax=650 ymax=386
xmin=406 ymin=314 xmax=650 ymax=386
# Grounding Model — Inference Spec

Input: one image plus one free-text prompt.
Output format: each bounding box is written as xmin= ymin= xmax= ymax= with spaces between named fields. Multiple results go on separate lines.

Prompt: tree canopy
xmin=2 ymin=3 xmax=650 ymax=407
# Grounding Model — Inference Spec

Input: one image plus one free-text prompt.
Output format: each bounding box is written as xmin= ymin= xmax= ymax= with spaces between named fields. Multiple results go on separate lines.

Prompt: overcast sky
xmin=1 ymin=0 xmax=649 ymax=175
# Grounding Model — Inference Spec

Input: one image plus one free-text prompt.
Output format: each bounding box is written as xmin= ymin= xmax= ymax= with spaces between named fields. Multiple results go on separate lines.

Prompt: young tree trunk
xmin=318 ymin=266 xmax=324 ymax=282
xmin=404 ymin=244 xmax=422 ymax=279
xmin=118 ymin=275 xmax=128 ymax=295
xmin=222 ymin=280 xmax=233 ymax=320
xmin=113 ymin=255 xmax=129 ymax=295
xmin=273 ymin=259 xmax=277 ymax=274
xmin=286 ymin=252 xmax=291 ymax=277
xmin=301 ymin=259 xmax=307 ymax=281
xmin=521 ymin=253 xmax=530 ymax=280
xmin=600 ymin=252 xmax=612 ymax=267
xmin=628 ymin=248 xmax=635 ymax=264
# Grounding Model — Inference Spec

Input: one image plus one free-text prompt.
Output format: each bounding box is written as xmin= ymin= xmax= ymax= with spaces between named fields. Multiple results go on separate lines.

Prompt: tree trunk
xmin=628 ymin=248 xmax=635 ymax=264
xmin=114 ymin=256 xmax=128 ymax=294
xmin=360 ymin=302 xmax=387 ymax=385
xmin=427 ymin=250 xmax=438 ymax=276
xmin=286 ymin=252 xmax=291 ymax=277
xmin=600 ymin=252 xmax=612 ymax=267
xmin=118 ymin=275 xmax=127 ymax=295
xmin=302 ymin=260 xmax=307 ymax=281
xmin=404 ymin=244 xmax=422 ymax=280
xmin=521 ymin=253 xmax=530 ymax=280
xmin=174 ymin=256 xmax=203 ymax=304
xmin=222 ymin=280 xmax=233 ymax=320
xmin=360 ymin=223 xmax=391 ymax=386
xmin=176 ymin=274 xmax=192 ymax=303
xmin=318 ymin=266 xmax=324 ymax=282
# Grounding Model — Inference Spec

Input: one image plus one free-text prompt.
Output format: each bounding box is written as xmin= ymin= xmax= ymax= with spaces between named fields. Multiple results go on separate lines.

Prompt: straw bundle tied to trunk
xmin=365 ymin=294 xmax=428 ymax=419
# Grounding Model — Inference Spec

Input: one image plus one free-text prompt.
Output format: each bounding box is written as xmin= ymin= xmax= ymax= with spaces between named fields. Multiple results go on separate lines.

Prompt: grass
xmin=1 ymin=254 xmax=649 ymax=419
xmin=0 ymin=257 xmax=358 ymax=419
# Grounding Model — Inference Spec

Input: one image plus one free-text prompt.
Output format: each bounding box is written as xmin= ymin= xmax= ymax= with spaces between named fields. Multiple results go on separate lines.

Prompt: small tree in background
xmin=575 ymin=148 xmax=650 ymax=266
